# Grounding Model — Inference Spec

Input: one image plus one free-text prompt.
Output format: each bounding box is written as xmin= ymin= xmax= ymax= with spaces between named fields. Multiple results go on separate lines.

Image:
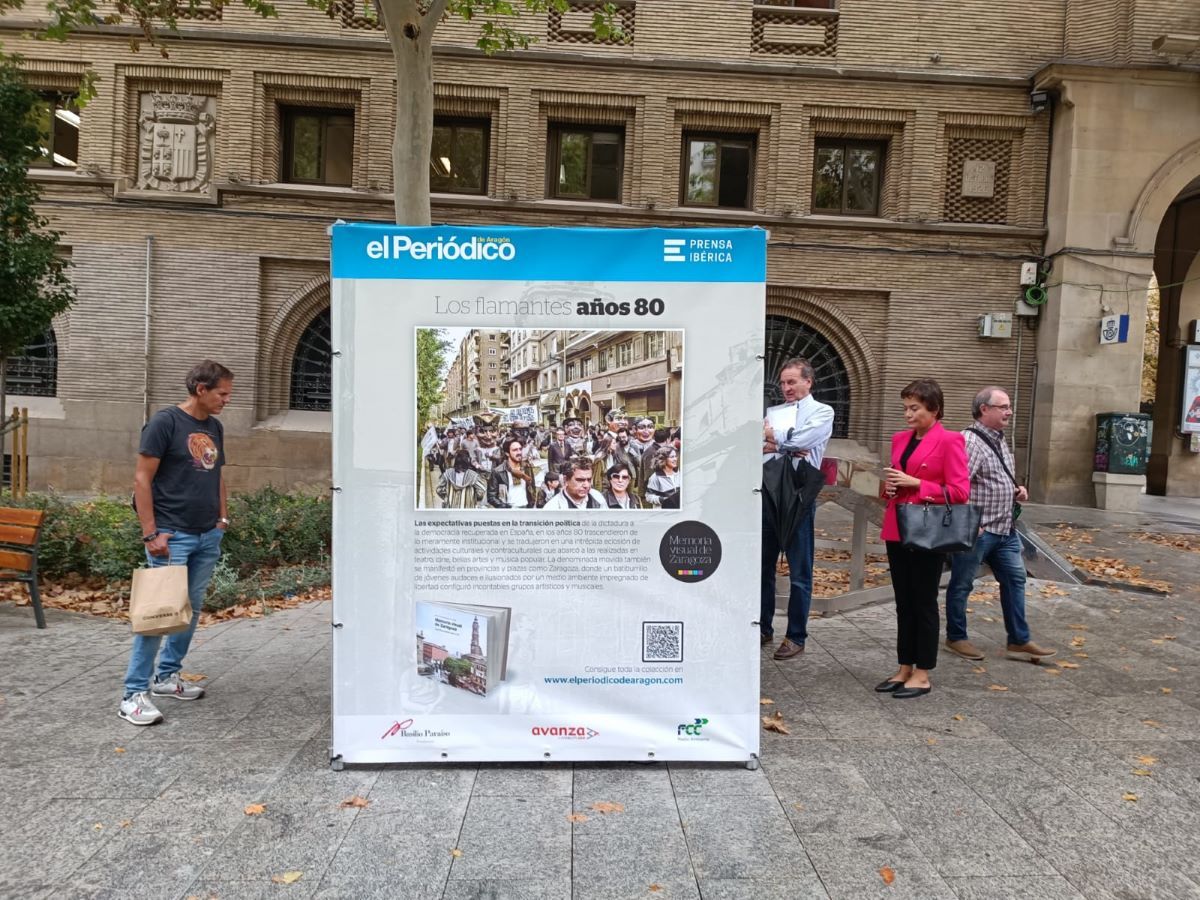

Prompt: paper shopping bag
xmin=130 ymin=565 xmax=192 ymax=635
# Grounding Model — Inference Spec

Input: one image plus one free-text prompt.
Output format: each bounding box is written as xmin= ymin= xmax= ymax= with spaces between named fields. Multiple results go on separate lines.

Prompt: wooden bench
xmin=0 ymin=507 xmax=46 ymax=628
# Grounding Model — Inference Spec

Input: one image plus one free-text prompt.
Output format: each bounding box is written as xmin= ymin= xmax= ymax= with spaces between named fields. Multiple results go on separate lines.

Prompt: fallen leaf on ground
xmin=981 ymin=616 xmax=996 ymax=623
xmin=762 ymin=711 xmax=790 ymax=734
xmin=1057 ymin=662 xmax=1080 ymax=670
xmin=590 ymin=801 xmax=625 ymax=815
xmin=988 ymin=684 xmax=1009 ymax=692
xmin=793 ymin=802 xmax=805 ymax=811
xmin=271 ymin=871 xmax=303 ymax=884
xmin=1159 ymin=634 xmax=1177 ymax=641
xmin=92 ymin=823 xmax=103 ymax=831
xmin=114 ymin=747 xmax=125 ymax=753
xmin=567 ymin=813 xmax=589 ymax=823
xmin=1132 ymin=769 xmax=1153 ymax=777
xmin=118 ymin=819 xmax=132 ymax=828
xmin=1074 ymin=652 xmax=1089 ymax=659
xmin=1122 ymin=793 xmax=1138 ymax=802
xmin=1071 ymin=636 xmax=1086 ymax=648
xmin=1167 ymin=666 xmax=1179 ymax=673
xmin=451 ymin=848 xmax=463 ymax=858
xmin=1134 ymin=755 xmax=1159 ymax=766
xmin=1067 ymin=624 xmax=1089 ymax=630
xmin=1142 ymin=720 xmax=1163 ymax=728
xmin=243 ymin=803 xmax=266 ymax=816
xmin=759 ymin=698 xmax=774 ymax=706
xmin=1040 ymin=586 xmax=1069 ymax=597
xmin=971 ymin=666 xmax=987 ymax=674
xmin=1044 ymin=668 xmax=1062 ymax=676
xmin=179 ymin=673 xmax=206 ymax=682
xmin=339 ymin=796 xmax=370 ymax=809
xmin=951 ymin=714 xmax=964 ymax=722
xmin=649 ymin=885 xmax=663 ymax=893
xmin=1160 ymin=687 xmax=1173 ymax=695
xmin=880 ymin=866 xmax=896 ymax=885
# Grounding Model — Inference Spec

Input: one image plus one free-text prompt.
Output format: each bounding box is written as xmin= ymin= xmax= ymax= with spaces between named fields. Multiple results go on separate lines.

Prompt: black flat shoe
xmin=892 ymin=685 xmax=932 ymax=699
xmin=874 ymin=679 xmax=904 ymax=693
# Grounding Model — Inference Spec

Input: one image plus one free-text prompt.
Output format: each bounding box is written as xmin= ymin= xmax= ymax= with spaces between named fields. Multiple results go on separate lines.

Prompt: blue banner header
xmin=330 ymin=224 xmax=766 ymax=283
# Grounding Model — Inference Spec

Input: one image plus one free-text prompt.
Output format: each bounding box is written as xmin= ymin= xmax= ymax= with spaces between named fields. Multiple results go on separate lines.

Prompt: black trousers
xmin=886 ymin=541 xmax=945 ymax=670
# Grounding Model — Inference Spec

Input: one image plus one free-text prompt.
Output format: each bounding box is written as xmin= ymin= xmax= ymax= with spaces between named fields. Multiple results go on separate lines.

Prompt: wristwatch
xmin=218 ymin=517 xmax=230 ymax=526
xmin=142 ymin=531 xmax=159 ymax=543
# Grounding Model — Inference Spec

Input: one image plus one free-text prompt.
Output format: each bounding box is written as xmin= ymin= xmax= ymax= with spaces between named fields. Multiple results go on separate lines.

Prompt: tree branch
xmin=423 ymin=0 xmax=447 ymax=37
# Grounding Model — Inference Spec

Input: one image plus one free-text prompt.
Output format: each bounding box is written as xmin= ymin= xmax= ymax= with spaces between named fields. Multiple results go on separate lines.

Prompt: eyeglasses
xmin=611 ymin=473 xmax=631 ymax=480
xmin=986 ymin=403 xmax=1012 ymax=411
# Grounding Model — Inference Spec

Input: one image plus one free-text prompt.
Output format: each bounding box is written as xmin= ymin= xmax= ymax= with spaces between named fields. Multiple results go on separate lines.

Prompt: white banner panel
xmin=329 ymin=225 xmax=766 ymax=764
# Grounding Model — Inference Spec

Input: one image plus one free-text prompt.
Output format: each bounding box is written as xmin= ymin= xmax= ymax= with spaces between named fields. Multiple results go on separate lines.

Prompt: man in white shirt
xmin=761 ymin=357 xmax=835 ymax=660
xmin=543 ymin=458 xmax=607 ymax=510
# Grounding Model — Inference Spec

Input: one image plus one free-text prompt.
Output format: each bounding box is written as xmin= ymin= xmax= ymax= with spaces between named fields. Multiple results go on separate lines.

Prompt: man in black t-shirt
xmin=120 ymin=360 xmax=233 ymax=726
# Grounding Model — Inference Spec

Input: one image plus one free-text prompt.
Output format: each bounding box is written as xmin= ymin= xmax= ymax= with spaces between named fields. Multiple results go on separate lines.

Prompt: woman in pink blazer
xmin=877 ymin=378 xmax=970 ymax=699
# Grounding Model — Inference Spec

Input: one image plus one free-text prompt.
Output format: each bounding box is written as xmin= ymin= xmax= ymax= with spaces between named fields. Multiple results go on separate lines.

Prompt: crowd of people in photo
xmin=762 ymin=356 xmax=1055 ymax=699
xmin=424 ymin=409 xmax=682 ymax=511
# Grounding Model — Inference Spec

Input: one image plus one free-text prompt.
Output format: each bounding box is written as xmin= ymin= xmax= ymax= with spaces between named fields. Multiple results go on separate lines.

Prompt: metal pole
xmin=144 ymin=235 xmax=154 ymax=425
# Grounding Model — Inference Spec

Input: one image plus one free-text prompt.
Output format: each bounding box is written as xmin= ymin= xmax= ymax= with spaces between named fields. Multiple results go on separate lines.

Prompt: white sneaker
xmin=118 ymin=691 xmax=164 ymax=726
xmin=151 ymin=673 xmax=205 ymax=701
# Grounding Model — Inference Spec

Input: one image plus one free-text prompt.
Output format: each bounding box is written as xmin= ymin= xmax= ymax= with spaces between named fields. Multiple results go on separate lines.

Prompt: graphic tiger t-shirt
xmin=139 ymin=405 xmax=225 ymax=533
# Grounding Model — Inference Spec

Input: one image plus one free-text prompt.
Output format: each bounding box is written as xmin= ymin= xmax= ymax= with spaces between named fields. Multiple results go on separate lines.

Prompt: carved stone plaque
xmin=961 ymin=159 xmax=996 ymax=198
xmin=137 ymin=93 xmax=216 ymax=193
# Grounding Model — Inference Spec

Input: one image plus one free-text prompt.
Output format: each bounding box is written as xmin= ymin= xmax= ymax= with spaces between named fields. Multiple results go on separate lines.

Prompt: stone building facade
xmin=1 ymin=0 xmax=1198 ymax=500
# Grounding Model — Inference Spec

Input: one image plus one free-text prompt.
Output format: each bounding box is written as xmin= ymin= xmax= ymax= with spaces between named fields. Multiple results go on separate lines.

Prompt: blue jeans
xmin=945 ymin=529 xmax=1030 ymax=646
xmin=760 ymin=500 xmax=815 ymax=645
xmin=123 ymin=528 xmax=224 ymax=697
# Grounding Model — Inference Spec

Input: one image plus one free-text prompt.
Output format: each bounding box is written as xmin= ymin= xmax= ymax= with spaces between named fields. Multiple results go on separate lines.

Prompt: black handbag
xmin=897 ymin=486 xmax=981 ymax=553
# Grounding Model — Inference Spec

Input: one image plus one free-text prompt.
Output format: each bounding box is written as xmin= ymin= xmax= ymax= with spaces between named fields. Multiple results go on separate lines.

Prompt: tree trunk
xmin=380 ymin=0 xmax=437 ymax=226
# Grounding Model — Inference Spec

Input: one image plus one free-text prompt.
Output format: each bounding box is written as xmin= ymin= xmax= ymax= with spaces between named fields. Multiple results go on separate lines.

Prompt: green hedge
xmin=8 ymin=487 xmax=332 ymax=584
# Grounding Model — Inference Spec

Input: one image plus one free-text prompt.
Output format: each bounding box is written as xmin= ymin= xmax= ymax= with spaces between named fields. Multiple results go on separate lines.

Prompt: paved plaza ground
xmin=1 ymin=498 xmax=1199 ymax=899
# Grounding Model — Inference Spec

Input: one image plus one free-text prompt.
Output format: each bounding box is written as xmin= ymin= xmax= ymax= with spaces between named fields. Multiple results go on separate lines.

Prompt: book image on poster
xmin=415 ymin=600 xmax=511 ymax=697
xmin=417 ymin=327 xmax=684 ymax=512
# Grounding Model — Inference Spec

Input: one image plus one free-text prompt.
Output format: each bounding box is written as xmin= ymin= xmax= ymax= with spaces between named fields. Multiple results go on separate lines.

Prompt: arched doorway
xmin=1149 ymin=179 xmax=1200 ymax=496
xmin=763 ymin=315 xmax=850 ymax=438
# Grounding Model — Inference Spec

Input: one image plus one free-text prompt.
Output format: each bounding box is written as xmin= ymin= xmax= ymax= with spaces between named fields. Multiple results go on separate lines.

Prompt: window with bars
xmin=290 ymin=308 xmax=332 ymax=411
xmin=763 ymin=314 xmax=850 ymax=437
xmin=644 ymin=332 xmax=664 ymax=358
xmin=6 ymin=329 xmax=58 ymax=397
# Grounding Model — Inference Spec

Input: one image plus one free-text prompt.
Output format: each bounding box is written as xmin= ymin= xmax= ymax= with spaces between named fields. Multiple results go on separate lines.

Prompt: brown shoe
xmin=1007 ymin=641 xmax=1056 ymax=661
xmin=761 ymin=633 xmax=773 ymax=646
xmin=945 ymin=639 xmax=985 ymax=661
xmin=772 ymin=639 xmax=804 ymax=660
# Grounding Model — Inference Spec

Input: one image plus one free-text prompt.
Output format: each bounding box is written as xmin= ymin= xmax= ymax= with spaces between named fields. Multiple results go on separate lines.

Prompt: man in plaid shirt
xmin=944 ymin=387 xmax=1056 ymax=662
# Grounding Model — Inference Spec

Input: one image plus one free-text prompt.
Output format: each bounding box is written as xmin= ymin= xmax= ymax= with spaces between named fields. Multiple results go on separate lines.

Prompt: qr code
xmin=642 ymin=621 xmax=683 ymax=663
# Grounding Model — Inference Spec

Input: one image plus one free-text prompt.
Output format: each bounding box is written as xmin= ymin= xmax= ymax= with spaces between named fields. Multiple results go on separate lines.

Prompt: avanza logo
xmin=532 ymin=725 xmax=599 ymax=740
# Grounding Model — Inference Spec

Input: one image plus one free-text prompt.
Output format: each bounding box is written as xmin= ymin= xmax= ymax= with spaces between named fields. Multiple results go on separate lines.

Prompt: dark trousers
xmin=886 ymin=541 xmax=944 ymax=670
xmin=761 ymin=500 xmax=815 ymax=645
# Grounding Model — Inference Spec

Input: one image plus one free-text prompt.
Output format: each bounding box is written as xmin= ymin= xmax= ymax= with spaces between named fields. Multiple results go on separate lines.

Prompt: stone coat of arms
xmin=137 ymin=93 xmax=215 ymax=193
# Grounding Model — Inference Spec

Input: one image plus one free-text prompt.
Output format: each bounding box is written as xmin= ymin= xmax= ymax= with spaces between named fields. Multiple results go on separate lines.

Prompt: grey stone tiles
xmin=3 ymin=501 xmax=1200 ymax=897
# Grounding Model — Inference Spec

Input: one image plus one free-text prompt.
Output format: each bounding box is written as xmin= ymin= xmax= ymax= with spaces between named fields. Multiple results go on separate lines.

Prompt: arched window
xmin=290 ymin=308 xmax=332 ymax=411
xmin=763 ymin=315 xmax=850 ymax=438
xmin=7 ymin=328 xmax=58 ymax=397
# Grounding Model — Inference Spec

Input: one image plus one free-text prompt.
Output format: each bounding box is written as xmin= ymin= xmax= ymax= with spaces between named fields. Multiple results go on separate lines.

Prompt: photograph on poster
xmin=415 ymin=600 xmax=511 ymax=697
xmin=416 ymin=327 xmax=684 ymax=511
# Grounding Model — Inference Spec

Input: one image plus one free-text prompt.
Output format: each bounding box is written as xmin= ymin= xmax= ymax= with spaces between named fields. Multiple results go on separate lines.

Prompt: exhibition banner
xmin=329 ymin=224 xmax=766 ymax=764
